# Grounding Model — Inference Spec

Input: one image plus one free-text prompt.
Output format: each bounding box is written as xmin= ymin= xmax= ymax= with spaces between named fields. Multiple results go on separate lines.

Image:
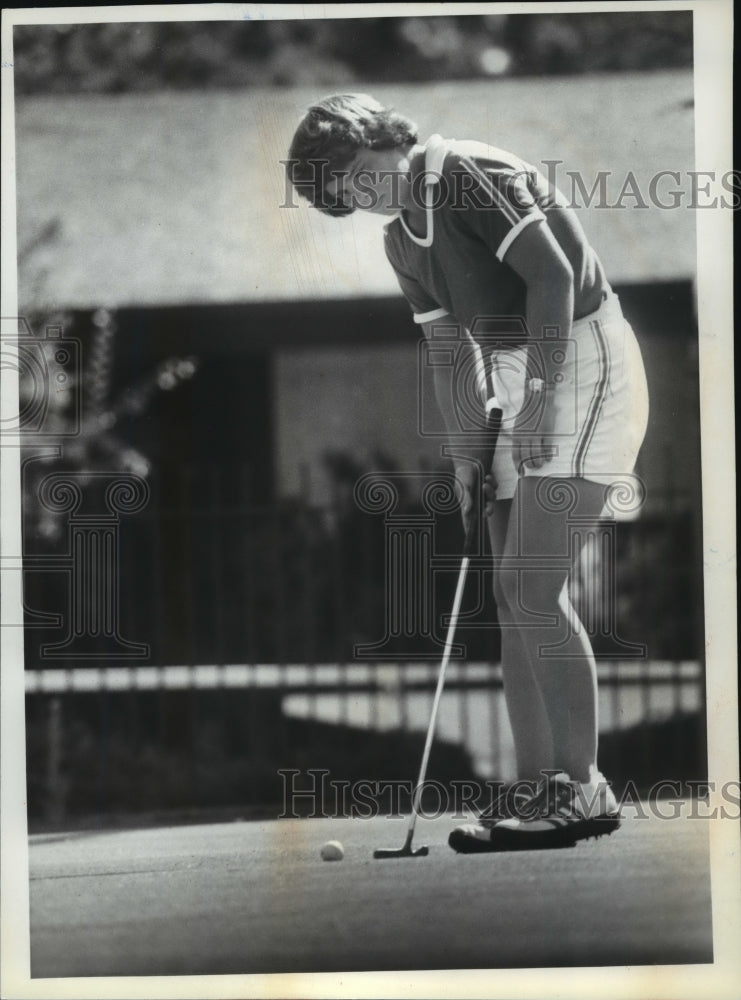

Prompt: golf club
xmin=374 ymin=402 xmax=502 ymax=859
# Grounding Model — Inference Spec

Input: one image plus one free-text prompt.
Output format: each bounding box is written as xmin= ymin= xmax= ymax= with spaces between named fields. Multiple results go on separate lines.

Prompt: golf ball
xmin=320 ymin=840 xmax=344 ymax=861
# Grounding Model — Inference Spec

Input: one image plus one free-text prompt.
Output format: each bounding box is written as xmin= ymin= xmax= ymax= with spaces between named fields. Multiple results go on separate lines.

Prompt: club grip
xmin=461 ymin=404 xmax=502 ymax=557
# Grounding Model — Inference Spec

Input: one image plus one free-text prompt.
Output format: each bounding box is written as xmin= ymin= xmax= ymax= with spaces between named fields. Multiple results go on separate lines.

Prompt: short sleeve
xmin=383 ymin=230 xmax=448 ymax=324
xmin=448 ymin=155 xmax=547 ymax=263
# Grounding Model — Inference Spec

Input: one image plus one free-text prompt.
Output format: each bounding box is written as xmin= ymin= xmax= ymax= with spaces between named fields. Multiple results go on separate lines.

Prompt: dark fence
xmin=23 ymin=462 xmax=704 ymax=669
xmin=25 ymin=660 xmax=704 ymax=830
xmin=22 ymin=463 xmax=706 ymax=830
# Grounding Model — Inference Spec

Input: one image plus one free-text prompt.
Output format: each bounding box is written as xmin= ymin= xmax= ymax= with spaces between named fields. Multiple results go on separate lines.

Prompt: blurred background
xmin=13 ymin=13 xmax=693 ymax=92
xmin=13 ymin=12 xmax=705 ymax=830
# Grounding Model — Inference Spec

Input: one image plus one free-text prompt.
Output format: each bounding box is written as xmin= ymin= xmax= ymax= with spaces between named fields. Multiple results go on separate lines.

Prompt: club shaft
xmin=381 ymin=404 xmax=501 ymax=858
xmin=404 ymin=554 xmax=471 ymax=841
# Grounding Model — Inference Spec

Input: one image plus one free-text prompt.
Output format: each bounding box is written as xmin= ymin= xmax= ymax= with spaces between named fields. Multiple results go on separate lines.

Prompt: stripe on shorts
xmin=572 ymin=320 xmax=610 ymax=477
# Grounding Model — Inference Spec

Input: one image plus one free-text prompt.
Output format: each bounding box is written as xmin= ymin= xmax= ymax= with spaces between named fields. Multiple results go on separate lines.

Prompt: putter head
xmin=373 ymin=845 xmax=429 ymax=859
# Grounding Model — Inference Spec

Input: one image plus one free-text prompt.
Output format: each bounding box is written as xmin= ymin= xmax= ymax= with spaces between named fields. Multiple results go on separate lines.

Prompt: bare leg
xmin=534 ymin=584 xmax=599 ymax=781
xmin=499 ymin=477 xmax=607 ymax=783
xmin=487 ymin=498 xmax=554 ymax=782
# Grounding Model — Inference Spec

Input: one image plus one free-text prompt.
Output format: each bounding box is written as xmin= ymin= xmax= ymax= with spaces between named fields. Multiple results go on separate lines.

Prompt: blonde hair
xmin=286 ymin=93 xmax=418 ymax=216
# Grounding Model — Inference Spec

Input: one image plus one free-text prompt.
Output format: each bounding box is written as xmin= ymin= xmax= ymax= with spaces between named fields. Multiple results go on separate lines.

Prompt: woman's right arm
xmin=421 ymin=315 xmax=486 ymax=533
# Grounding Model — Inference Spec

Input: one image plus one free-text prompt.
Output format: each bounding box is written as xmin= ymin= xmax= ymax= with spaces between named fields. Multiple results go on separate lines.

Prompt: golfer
xmin=286 ymin=93 xmax=648 ymax=851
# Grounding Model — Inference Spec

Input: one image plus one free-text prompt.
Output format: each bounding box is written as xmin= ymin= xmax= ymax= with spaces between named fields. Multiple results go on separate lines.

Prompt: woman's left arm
xmin=503 ymin=219 xmax=574 ymax=471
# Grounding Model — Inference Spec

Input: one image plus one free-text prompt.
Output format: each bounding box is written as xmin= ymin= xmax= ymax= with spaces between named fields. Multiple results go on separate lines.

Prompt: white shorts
xmin=488 ymin=293 xmax=649 ymax=500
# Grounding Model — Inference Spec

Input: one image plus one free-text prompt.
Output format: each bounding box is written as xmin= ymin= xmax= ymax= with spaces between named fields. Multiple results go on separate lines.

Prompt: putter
xmin=374 ymin=403 xmax=502 ymax=859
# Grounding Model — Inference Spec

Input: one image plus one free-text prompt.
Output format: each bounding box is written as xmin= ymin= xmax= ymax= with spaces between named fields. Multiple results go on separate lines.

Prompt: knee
xmin=518 ymin=570 xmax=567 ymax=616
xmin=493 ymin=565 xmax=567 ymax=619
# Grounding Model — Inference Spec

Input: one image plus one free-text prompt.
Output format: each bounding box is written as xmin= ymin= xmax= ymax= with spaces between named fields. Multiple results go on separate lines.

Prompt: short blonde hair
xmin=286 ymin=93 xmax=418 ymax=216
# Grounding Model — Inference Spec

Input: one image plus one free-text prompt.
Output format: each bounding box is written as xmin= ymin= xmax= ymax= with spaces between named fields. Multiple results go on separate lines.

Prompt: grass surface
xmin=29 ymin=802 xmax=712 ymax=977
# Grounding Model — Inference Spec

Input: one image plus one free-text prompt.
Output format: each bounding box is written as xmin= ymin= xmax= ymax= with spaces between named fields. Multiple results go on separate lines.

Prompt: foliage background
xmin=14 ymin=13 xmax=693 ymax=95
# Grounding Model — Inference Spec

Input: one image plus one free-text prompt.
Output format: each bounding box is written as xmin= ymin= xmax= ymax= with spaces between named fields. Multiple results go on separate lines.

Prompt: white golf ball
xmin=320 ymin=839 xmax=344 ymax=861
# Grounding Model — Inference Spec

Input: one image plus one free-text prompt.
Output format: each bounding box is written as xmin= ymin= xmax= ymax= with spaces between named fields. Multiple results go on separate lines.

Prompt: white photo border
xmin=1 ymin=3 xmax=737 ymax=998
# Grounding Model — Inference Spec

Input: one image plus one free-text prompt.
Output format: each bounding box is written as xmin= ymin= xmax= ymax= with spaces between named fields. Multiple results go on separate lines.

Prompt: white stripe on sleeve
xmin=413 ymin=307 xmax=450 ymax=324
xmin=459 ymin=157 xmax=520 ymax=226
xmin=496 ymin=211 xmax=545 ymax=262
